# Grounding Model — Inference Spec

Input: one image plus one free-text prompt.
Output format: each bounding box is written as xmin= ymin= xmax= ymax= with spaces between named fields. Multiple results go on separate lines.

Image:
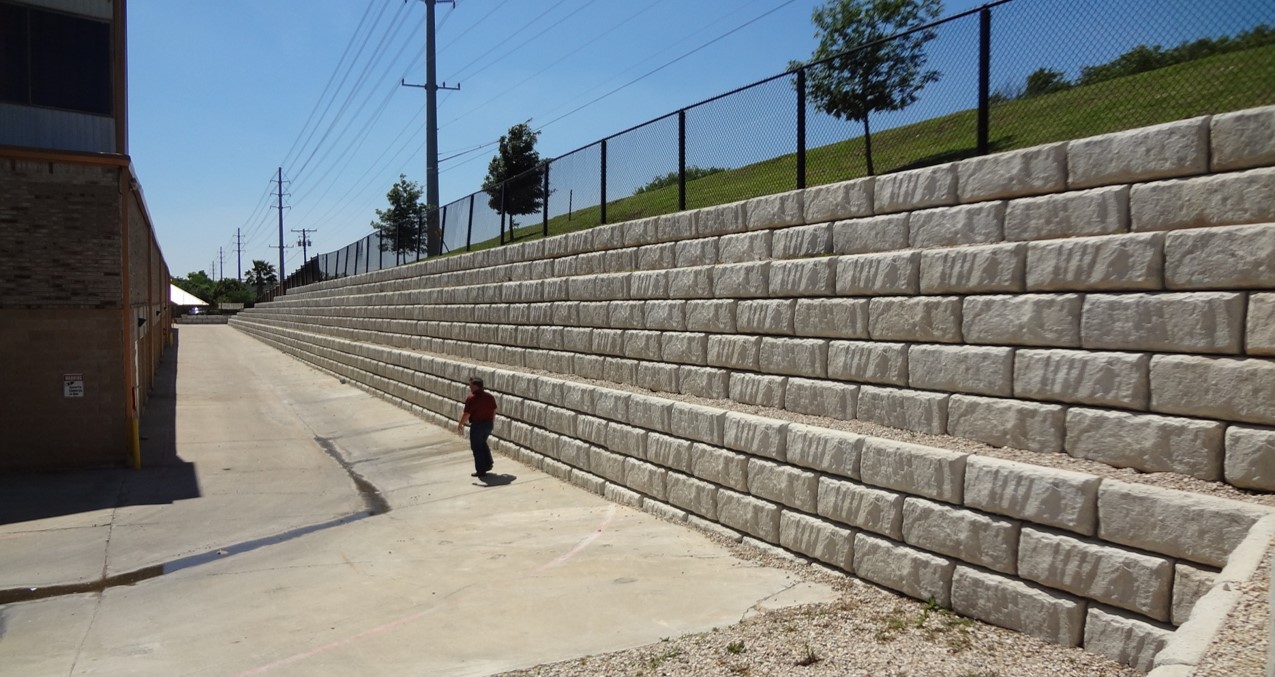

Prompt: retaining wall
xmin=232 ymin=106 xmax=1275 ymax=671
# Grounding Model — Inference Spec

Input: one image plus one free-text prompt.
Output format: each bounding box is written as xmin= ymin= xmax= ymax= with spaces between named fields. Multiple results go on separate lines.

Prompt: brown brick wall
xmin=0 ymin=159 xmax=122 ymax=308
xmin=0 ymin=308 xmax=127 ymax=470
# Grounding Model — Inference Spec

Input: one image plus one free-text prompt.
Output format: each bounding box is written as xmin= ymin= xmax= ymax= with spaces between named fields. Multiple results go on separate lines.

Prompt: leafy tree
xmin=482 ymin=122 xmax=546 ymax=232
xmin=371 ymin=174 xmax=429 ymax=264
xmin=173 ymin=271 xmax=214 ymax=302
xmin=244 ymin=260 xmax=277 ymax=298
xmin=792 ymin=0 xmax=943 ymax=175
xmin=1078 ymin=24 xmax=1274 ymax=86
xmin=1022 ymin=67 xmax=1071 ymax=99
xmin=212 ymin=278 xmax=254 ymax=305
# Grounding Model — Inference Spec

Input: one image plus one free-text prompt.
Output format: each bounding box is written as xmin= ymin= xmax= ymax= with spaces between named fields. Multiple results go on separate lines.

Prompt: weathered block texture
xmin=794 ymin=298 xmax=869 ymax=339
xmin=962 ymin=294 xmax=1082 ymax=347
xmin=1068 ymin=116 xmax=1209 ymax=188
xmin=959 ymin=143 xmax=1067 ymax=202
xmin=952 ymin=565 xmax=1086 ymax=646
xmin=1065 ymin=408 xmax=1224 ymax=480
xmin=772 ymin=224 xmax=832 ymax=259
xmin=854 ymin=534 xmax=955 ymax=607
xmin=803 ymin=178 xmax=874 ymax=223
xmin=920 ymin=243 xmax=1026 ymax=294
xmin=902 ymin=498 xmax=1020 ymax=574
xmin=948 ymin=395 xmax=1066 ymax=454
xmin=1081 ymin=292 xmax=1245 ymax=354
xmin=908 ymin=344 xmax=1013 ymax=397
xmin=1249 ymin=293 xmax=1275 ymax=356
xmin=787 ymin=425 xmax=863 ymax=479
xmin=1131 ymin=168 xmax=1275 ymax=232
xmin=666 ymin=473 xmax=718 ymax=520
xmin=723 ymin=412 xmax=787 ymax=461
xmin=835 ymin=251 xmax=919 ymax=295
xmin=784 ymin=378 xmax=854 ymax=420
xmin=1164 ymin=223 xmax=1275 ymax=290
xmin=817 ymin=477 xmax=903 ymax=539
xmin=1014 ymin=349 xmax=1149 ymax=409
xmin=964 ymin=456 xmax=1099 ymax=536
xmin=909 ymin=201 xmax=1004 ymax=248
xmin=747 ymin=459 xmax=817 ymax=513
xmin=1084 ymin=606 xmax=1173 ymax=672
xmin=868 ymin=297 xmax=962 ymax=344
xmin=1171 ymin=562 xmax=1217 ymax=627
xmin=716 ymin=490 xmax=782 ymax=542
xmin=778 ymin=511 xmax=855 ymax=570
xmin=1026 ymin=232 xmax=1164 ymax=292
xmin=1211 ymin=106 xmax=1275 ymax=171
xmin=1004 ymin=185 xmax=1129 ymax=242
xmin=859 ymin=439 xmax=965 ymax=504
xmin=1149 ymin=355 xmax=1275 ymax=426
xmin=1097 ymin=481 xmax=1266 ymax=567
xmin=1224 ymin=425 xmax=1275 ymax=491
xmin=1019 ymin=526 xmax=1172 ymax=620
xmin=831 ymin=214 xmax=909 ymax=254
xmin=874 ymin=164 xmax=958 ymax=213
xmin=828 ymin=340 xmax=908 ymax=386
xmin=857 ymin=386 xmax=949 ymax=435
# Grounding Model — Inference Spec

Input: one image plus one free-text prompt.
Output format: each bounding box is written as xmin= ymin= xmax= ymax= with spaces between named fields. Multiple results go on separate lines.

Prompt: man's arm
xmin=456 ymin=411 xmax=470 ymax=434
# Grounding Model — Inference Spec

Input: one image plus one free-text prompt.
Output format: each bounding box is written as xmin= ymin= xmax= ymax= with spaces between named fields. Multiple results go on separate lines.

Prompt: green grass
xmin=453 ymin=44 xmax=1275 ymax=256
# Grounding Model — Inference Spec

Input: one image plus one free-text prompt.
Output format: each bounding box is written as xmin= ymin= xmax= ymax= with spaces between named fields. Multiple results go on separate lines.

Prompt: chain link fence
xmin=282 ymin=0 xmax=1274 ymax=291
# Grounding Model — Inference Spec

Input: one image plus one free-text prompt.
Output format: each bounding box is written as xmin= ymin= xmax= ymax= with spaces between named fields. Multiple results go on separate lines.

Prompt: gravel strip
xmin=1193 ymin=547 xmax=1273 ymax=676
xmin=497 ymin=525 xmax=1140 ymax=677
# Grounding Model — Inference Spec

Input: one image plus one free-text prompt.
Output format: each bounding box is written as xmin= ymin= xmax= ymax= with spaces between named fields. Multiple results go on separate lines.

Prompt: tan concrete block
xmin=1150 ymin=354 xmax=1275 ymax=426
xmin=855 ymin=534 xmax=955 ymax=606
xmin=952 ymin=565 xmax=1085 ymax=646
xmin=1019 ymin=526 xmax=1172 ymax=620
xmin=902 ymin=497 xmax=1020 ymax=574
xmin=963 ymin=456 xmax=1099 ymax=535
xmin=816 ymin=477 xmax=903 ymax=539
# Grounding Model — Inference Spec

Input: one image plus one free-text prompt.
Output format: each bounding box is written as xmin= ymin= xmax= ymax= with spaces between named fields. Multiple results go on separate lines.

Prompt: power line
xmin=536 ymin=0 xmax=799 ymax=134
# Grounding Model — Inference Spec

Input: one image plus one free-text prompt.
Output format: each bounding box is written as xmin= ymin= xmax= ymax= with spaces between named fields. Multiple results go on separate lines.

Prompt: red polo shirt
xmin=464 ymin=390 xmax=497 ymax=422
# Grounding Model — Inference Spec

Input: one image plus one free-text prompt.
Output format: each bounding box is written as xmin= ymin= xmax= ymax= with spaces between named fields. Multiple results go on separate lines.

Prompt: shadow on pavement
xmin=476 ymin=473 xmax=517 ymax=487
xmin=0 ymin=327 xmax=200 ymax=526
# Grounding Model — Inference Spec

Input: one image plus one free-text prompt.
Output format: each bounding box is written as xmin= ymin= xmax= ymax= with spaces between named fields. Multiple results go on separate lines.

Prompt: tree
xmin=173 ymin=271 xmax=215 ymax=302
xmin=482 ymin=122 xmax=546 ymax=233
xmin=1022 ymin=67 xmax=1071 ymax=99
xmin=244 ymin=260 xmax=277 ymax=299
xmin=792 ymin=0 xmax=943 ymax=175
xmin=371 ymin=174 xmax=429 ymax=265
xmin=212 ymin=278 xmax=255 ymax=305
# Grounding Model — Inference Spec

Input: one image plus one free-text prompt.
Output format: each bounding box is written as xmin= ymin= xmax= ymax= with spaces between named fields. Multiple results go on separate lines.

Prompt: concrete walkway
xmin=0 ymin=325 xmax=834 ymax=676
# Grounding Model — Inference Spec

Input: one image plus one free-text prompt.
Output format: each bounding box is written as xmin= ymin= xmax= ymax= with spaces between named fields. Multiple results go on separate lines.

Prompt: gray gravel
xmin=1194 ymin=548 xmax=1273 ymax=677
xmin=498 ymin=529 xmax=1140 ymax=677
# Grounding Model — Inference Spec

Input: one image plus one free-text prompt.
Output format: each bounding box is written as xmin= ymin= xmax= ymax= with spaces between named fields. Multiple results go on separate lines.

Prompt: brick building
xmin=1 ymin=0 xmax=171 ymax=470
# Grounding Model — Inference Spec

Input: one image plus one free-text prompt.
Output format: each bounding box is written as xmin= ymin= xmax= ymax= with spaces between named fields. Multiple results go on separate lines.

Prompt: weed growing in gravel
xmin=795 ymin=643 xmax=822 ymax=667
xmin=646 ymin=648 xmax=681 ymax=670
xmin=727 ymin=641 xmax=746 ymax=654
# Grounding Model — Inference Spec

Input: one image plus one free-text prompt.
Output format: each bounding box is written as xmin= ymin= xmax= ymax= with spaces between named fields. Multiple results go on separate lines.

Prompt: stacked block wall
xmin=233 ymin=108 xmax=1275 ymax=671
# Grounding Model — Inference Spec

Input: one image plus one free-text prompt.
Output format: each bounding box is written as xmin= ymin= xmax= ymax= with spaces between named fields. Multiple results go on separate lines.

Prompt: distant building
xmin=1 ymin=0 xmax=171 ymax=470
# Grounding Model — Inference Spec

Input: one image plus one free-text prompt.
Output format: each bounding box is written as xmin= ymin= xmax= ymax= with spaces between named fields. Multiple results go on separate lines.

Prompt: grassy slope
xmin=472 ymin=44 xmax=1275 ymax=253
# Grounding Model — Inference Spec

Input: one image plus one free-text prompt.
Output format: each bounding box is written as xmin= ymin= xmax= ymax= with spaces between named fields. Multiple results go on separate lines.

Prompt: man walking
xmin=457 ymin=377 xmax=497 ymax=477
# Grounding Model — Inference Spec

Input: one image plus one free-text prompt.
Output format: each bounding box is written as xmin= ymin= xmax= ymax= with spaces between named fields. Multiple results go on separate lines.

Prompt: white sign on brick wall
xmin=64 ymin=374 xmax=84 ymax=398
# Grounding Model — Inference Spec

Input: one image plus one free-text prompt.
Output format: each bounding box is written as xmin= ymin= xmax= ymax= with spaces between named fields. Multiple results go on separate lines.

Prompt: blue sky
xmin=128 ymin=0 xmax=1263 ymax=280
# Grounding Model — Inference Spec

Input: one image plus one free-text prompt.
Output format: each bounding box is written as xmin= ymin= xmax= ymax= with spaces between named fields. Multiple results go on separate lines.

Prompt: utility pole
xmin=403 ymin=0 xmax=458 ymax=257
xmin=292 ymin=227 xmax=316 ymax=261
xmin=235 ymin=228 xmax=244 ymax=281
xmin=218 ymin=247 xmax=225 ymax=281
xmin=275 ymin=167 xmax=286 ymax=290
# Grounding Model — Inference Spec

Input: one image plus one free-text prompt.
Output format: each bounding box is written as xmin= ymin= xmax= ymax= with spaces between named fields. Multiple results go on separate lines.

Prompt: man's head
xmin=469 ymin=378 xmax=484 ymax=392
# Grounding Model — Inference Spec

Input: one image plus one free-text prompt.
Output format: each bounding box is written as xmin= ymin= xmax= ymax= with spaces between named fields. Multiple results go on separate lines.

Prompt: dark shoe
xmin=471 ymin=471 xmax=489 ymax=478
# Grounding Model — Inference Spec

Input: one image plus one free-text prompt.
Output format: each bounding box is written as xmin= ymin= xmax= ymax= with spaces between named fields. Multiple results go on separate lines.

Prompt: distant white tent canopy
xmin=170 ymin=284 xmax=208 ymax=306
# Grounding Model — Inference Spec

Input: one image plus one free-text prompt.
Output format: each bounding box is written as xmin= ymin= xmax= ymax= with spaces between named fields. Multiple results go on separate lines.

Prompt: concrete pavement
xmin=0 ymin=325 xmax=834 ymax=676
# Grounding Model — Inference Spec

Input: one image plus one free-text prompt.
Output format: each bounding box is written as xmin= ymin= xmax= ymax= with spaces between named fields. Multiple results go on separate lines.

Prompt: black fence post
xmin=600 ymin=139 xmax=608 ymax=225
xmin=466 ymin=194 xmax=475 ymax=251
xmin=677 ymin=109 xmax=687 ymax=211
xmin=353 ymin=240 xmax=361 ymax=275
xmin=499 ymin=184 xmax=507 ymax=246
xmin=365 ymin=234 xmax=372 ymax=272
xmin=796 ymin=67 xmax=807 ymax=190
xmin=439 ymin=205 xmax=447 ymax=255
xmin=542 ymin=162 xmax=550 ymax=238
xmin=977 ymin=7 xmax=991 ymax=156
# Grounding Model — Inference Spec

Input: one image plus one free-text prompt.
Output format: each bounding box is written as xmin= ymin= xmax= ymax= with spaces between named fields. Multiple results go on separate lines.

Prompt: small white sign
xmin=64 ymin=374 xmax=84 ymax=398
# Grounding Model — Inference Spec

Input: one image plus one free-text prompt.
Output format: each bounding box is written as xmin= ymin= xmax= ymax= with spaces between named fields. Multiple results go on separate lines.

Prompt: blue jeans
xmin=469 ymin=420 xmax=494 ymax=473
